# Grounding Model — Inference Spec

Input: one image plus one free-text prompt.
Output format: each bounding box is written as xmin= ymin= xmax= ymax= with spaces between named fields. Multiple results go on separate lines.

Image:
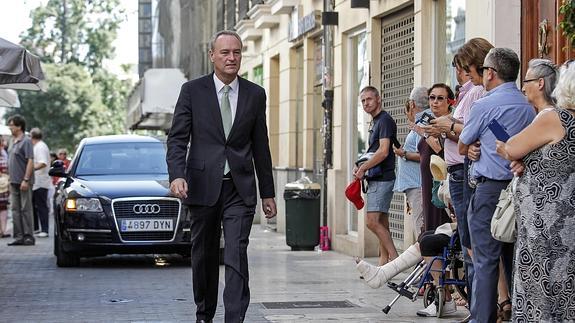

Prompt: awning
xmin=0 ymin=38 xmax=46 ymax=91
xmin=0 ymin=89 xmax=20 ymax=107
xmin=127 ymin=68 xmax=187 ymax=130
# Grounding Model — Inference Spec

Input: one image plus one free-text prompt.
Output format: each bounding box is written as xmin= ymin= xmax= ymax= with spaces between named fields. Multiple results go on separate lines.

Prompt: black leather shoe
xmin=23 ymin=237 xmax=35 ymax=245
xmin=7 ymin=239 xmax=24 ymax=246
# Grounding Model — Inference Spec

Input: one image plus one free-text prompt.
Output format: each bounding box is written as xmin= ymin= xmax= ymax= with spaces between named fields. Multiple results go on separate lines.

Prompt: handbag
xmin=437 ymin=179 xmax=451 ymax=208
xmin=490 ymin=177 xmax=517 ymax=243
xmin=0 ymin=173 xmax=8 ymax=194
xmin=431 ymin=179 xmax=447 ymax=209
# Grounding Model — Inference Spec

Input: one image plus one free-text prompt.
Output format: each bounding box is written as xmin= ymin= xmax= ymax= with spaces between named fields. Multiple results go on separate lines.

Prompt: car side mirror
xmin=49 ymin=160 xmax=68 ymax=177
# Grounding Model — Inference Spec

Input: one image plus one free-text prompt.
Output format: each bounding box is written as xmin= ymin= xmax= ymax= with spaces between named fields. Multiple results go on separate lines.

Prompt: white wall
xmin=466 ymin=0 xmax=521 ymax=55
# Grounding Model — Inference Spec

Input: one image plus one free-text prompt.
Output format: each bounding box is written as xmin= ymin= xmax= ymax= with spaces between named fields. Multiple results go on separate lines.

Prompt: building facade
xmin=130 ymin=0 xmax=574 ymax=257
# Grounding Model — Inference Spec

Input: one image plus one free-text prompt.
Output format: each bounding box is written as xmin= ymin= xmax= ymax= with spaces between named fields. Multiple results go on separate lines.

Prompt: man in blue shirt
xmin=459 ymin=48 xmax=535 ymax=323
xmin=393 ymin=87 xmax=426 ymax=242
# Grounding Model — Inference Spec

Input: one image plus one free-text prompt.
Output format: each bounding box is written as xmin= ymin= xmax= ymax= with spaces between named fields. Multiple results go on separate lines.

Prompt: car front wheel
xmin=55 ymin=234 xmax=80 ymax=267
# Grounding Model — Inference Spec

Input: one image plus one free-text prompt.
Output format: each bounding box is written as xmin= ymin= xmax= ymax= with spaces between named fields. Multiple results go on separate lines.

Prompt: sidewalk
xmin=242 ymin=225 xmax=469 ymax=322
xmin=0 ymin=219 xmax=469 ymax=322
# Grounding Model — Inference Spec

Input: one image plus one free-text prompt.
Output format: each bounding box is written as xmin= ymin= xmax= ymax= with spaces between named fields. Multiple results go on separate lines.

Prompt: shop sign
xmin=288 ymin=10 xmax=321 ymax=42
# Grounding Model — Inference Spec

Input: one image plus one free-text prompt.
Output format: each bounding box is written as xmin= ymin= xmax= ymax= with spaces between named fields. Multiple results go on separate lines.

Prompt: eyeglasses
xmin=428 ymin=95 xmax=446 ymax=102
xmin=478 ymin=66 xmax=498 ymax=74
xmin=522 ymin=78 xmax=540 ymax=84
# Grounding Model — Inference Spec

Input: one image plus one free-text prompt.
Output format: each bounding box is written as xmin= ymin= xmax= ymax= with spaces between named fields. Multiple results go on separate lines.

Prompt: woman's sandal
xmin=497 ymin=299 xmax=512 ymax=321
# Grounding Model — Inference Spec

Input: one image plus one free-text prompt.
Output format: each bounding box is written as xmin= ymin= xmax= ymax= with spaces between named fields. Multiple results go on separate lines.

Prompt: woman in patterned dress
xmin=0 ymin=135 xmax=10 ymax=238
xmin=496 ymin=59 xmax=575 ymax=321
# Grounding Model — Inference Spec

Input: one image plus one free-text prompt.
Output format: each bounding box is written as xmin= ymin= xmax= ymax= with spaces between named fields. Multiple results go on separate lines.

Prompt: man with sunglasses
xmin=458 ymin=48 xmax=535 ymax=323
xmin=429 ymin=40 xmax=491 ymax=322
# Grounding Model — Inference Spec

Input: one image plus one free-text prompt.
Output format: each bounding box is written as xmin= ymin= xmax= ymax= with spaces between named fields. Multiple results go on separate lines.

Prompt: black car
xmin=50 ymin=135 xmax=191 ymax=267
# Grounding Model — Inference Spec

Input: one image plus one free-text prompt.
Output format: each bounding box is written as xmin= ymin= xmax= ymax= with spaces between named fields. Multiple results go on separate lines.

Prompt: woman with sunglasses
xmin=417 ymin=84 xmax=454 ymax=233
xmin=410 ymin=83 xmax=458 ymax=316
xmin=496 ymin=59 xmax=575 ymax=322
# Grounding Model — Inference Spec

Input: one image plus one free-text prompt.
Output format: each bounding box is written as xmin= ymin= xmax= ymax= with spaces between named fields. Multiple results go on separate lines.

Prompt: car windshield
xmin=75 ymin=142 xmax=168 ymax=176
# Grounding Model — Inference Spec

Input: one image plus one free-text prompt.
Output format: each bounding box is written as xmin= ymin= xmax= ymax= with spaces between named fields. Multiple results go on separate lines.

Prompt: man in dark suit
xmin=166 ymin=30 xmax=277 ymax=323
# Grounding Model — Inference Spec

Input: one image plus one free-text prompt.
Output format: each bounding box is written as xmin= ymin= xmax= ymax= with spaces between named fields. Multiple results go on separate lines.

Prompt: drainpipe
xmin=320 ymin=0 xmax=337 ymax=249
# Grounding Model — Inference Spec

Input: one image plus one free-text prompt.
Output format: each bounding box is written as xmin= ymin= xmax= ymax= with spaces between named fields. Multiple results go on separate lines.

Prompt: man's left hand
xmin=20 ymin=181 xmax=29 ymax=191
xmin=262 ymin=198 xmax=277 ymax=219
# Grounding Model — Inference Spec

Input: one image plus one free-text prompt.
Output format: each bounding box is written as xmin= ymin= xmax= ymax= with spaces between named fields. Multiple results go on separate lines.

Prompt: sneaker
xmin=416 ymin=299 xmax=457 ymax=317
xmin=442 ymin=299 xmax=457 ymax=316
xmin=36 ymin=232 xmax=49 ymax=238
xmin=417 ymin=303 xmax=436 ymax=317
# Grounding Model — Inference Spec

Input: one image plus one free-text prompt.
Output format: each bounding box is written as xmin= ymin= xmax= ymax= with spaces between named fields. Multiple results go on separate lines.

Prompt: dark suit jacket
xmin=166 ymin=73 xmax=275 ymax=207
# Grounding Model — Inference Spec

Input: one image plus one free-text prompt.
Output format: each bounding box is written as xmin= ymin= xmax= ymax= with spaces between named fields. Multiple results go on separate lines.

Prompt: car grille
xmin=112 ymin=198 xmax=180 ymax=242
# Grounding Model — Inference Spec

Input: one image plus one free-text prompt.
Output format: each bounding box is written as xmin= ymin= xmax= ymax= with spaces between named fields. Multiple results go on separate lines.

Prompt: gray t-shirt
xmin=8 ymin=135 xmax=34 ymax=185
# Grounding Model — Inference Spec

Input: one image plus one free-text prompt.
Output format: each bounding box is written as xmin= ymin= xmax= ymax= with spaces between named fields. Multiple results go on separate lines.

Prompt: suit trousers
xmin=10 ymin=184 xmax=34 ymax=239
xmin=188 ymin=179 xmax=255 ymax=323
xmin=468 ymin=179 xmax=514 ymax=323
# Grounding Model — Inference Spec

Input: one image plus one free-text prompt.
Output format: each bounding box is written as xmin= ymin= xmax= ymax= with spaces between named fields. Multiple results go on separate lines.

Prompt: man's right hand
xmin=170 ymin=178 xmax=188 ymax=199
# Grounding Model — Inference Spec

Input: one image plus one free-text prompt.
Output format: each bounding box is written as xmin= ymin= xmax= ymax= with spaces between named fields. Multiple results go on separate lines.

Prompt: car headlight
xmin=65 ymin=198 xmax=103 ymax=212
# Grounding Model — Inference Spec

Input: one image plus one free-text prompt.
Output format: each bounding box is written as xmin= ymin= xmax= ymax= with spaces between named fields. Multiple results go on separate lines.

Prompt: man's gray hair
xmin=484 ymin=48 xmax=520 ymax=83
xmin=553 ymin=60 xmax=575 ymax=110
xmin=360 ymin=85 xmax=380 ymax=98
xmin=527 ymin=59 xmax=558 ymax=105
xmin=30 ymin=127 xmax=42 ymax=140
xmin=209 ymin=30 xmax=243 ymax=51
xmin=409 ymin=86 xmax=428 ymax=109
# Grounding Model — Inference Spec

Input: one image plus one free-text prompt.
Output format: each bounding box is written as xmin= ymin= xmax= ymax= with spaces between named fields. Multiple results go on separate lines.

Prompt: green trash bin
xmin=283 ymin=180 xmax=321 ymax=251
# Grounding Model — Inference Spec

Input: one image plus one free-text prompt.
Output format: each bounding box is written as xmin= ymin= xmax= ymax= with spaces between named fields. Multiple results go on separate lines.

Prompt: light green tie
xmin=220 ymin=85 xmax=231 ymax=174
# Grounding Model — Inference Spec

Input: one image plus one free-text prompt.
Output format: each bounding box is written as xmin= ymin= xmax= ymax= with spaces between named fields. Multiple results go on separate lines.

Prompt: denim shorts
xmin=366 ymin=180 xmax=395 ymax=213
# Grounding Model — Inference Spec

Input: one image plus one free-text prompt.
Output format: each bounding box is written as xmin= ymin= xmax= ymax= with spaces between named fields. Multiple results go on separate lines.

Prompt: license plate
xmin=120 ymin=219 xmax=173 ymax=232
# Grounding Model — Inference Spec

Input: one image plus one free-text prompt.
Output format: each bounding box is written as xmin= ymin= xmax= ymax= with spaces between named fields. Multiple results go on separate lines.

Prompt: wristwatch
xmin=402 ymin=152 xmax=407 ymax=161
xmin=449 ymin=122 xmax=457 ymax=136
xmin=23 ymin=178 xmax=29 ymax=182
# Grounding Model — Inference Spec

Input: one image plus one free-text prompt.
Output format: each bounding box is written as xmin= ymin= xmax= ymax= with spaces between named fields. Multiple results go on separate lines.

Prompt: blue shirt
xmin=393 ymin=129 xmax=422 ymax=192
xmin=460 ymin=82 xmax=535 ymax=180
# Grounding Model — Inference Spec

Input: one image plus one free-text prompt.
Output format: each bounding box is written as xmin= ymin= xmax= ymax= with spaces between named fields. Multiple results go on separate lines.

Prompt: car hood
xmin=73 ymin=174 xmax=171 ymax=199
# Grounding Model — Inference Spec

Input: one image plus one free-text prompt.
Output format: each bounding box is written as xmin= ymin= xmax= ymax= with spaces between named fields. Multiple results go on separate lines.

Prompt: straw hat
xmin=430 ymin=155 xmax=448 ymax=181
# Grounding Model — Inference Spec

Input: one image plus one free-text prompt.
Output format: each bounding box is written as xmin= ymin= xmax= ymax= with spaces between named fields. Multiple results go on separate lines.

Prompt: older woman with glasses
xmin=496 ymin=60 xmax=575 ymax=321
xmin=521 ymin=59 xmax=558 ymax=112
